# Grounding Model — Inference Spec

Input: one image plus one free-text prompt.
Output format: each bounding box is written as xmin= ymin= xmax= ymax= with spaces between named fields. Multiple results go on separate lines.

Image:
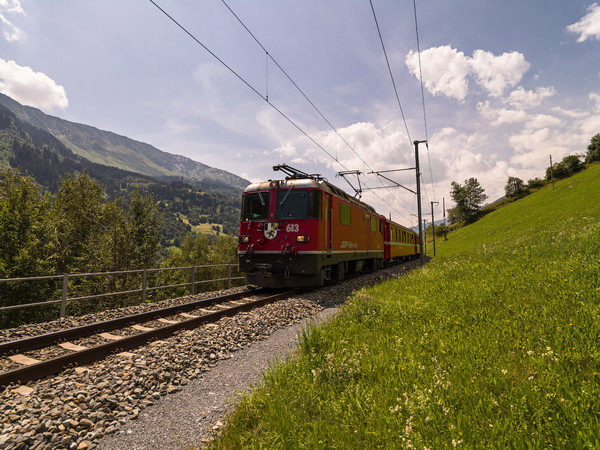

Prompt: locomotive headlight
xmin=241 ymin=235 xmax=250 ymax=243
xmin=296 ymin=235 xmax=310 ymax=243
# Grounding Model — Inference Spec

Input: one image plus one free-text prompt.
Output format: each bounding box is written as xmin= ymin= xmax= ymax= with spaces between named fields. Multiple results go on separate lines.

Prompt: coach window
xmin=277 ymin=189 xmax=308 ymax=219
xmin=308 ymin=190 xmax=322 ymax=219
xmin=242 ymin=191 xmax=270 ymax=220
xmin=340 ymin=203 xmax=351 ymax=225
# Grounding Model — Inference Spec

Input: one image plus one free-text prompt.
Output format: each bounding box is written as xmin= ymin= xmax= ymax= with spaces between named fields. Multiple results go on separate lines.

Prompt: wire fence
xmin=0 ymin=264 xmax=245 ymax=325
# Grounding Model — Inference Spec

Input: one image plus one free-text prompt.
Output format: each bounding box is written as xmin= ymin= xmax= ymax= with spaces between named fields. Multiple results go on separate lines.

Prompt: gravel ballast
xmin=1 ymin=261 xmax=422 ymax=449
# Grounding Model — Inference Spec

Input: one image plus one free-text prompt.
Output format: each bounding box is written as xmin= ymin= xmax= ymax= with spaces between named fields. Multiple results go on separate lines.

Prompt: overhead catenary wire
xmin=149 ymin=0 xmax=412 ymax=218
xmin=412 ymin=0 xmax=437 ymax=203
xmin=369 ymin=0 xmax=438 ymax=221
xmin=220 ymin=0 xmax=414 ymax=218
xmin=220 ymin=0 xmax=368 ymax=167
xmin=149 ymin=1 xmax=340 ymax=160
xmin=369 ymin=0 xmax=413 ymax=150
xmin=221 ymin=0 xmax=414 ymax=217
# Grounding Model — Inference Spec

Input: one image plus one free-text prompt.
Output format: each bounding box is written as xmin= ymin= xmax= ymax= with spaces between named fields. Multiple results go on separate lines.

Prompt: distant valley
xmin=0 ymin=93 xmax=249 ymax=192
xmin=0 ymin=94 xmax=249 ymax=245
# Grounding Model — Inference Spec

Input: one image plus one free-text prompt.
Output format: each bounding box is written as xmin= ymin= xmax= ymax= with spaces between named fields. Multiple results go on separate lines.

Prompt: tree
xmin=546 ymin=155 xmax=584 ymax=181
xmin=448 ymin=178 xmax=488 ymax=225
xmin=527 ymin=177 xmax=546 ymax=190
xmin=0 ymin=169 xmax=55 ymax=326
xmin=127 ymin=189 xmax=162 ymax=269
xmin=585 ymin=133 xmax=600 ymax=164
xmin=0 ymin=169 xmax=52 ymax=278
xmin=505 ymin=176 xmax=527 ymax=198
xmin=51 ymin=171 xmax=104 ymax=274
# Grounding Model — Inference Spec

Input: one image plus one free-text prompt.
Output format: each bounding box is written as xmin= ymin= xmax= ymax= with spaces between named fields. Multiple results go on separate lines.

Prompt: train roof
xmin=243 ymin=177 xmax=377 ymax=214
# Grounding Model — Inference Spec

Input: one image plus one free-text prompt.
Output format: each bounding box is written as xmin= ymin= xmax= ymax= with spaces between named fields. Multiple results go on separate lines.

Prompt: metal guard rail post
xmin=0 ymin=264 xmax=244 ymax=319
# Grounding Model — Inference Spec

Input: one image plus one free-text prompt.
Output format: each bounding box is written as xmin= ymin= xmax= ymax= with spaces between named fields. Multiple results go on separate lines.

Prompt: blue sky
xmin=1 ymin=1 xmax=599 ymax=226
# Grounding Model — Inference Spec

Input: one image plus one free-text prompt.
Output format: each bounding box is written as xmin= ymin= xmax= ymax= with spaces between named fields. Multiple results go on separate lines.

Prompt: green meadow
xmin=212 ymin=165 xmax=600 ymax=449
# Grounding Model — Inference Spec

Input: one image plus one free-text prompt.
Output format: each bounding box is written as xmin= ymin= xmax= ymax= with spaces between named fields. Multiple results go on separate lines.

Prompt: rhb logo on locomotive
xmin=264 ymin=222 xmax=279 ymax=240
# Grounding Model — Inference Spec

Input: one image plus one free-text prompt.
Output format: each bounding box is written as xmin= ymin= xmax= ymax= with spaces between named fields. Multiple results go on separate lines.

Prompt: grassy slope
xmin=212 ymin=164 xmax=600 ymax=449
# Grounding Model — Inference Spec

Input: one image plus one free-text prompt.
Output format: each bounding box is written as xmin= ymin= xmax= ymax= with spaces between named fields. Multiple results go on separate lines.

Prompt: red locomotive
xmin=238 ymin=165 xmax=419 ymax=288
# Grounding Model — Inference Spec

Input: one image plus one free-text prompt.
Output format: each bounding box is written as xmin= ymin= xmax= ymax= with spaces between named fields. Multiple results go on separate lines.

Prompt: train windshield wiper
xmin=280 ymin=186 xmax=294 ymax=205
xmin=257 ymin=190 xmax=265 ymax=206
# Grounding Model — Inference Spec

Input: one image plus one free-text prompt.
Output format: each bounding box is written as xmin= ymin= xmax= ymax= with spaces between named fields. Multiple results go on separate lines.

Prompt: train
xmin=237 ymin=164 xmax=419 ymax=288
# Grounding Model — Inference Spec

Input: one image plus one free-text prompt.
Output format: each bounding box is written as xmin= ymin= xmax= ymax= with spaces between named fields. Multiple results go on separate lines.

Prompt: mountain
xmin=0 ymin=101 xmax=242 ymax=244
xmin=0 ymin=93 xmax=249 ymax=192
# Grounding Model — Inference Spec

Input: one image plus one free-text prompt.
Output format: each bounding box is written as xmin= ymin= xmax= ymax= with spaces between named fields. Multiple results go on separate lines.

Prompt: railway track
xmin=0 ymin=288 xmax=297 ymax=388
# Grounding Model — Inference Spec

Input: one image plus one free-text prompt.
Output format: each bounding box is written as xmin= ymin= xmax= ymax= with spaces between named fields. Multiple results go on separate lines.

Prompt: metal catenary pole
xmin=414 ymin=140 xmax=426 ymax=266
xmin=431 ymin=201 xmax=439 ymax=257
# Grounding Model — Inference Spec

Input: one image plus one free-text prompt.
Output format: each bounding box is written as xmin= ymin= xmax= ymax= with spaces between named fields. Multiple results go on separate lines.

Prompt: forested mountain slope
xmin=0 ymin=102 xmax=242 ymax=243
xmin=0 ymin=93 xmax=249 ymax=192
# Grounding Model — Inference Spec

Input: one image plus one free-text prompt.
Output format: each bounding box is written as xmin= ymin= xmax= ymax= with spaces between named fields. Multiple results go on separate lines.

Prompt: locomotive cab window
xmin=277 ymin=189 xmax=308 ymax=220
xmin=242 ymin=191 xmax=270 ymax=220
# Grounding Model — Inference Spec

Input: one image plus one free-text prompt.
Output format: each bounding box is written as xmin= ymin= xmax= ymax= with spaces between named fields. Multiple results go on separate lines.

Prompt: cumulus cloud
xmin=525 ymin=114 xmax=562 ymax=130
xmin=406 ymin=46 xmax=530 ymax=101
xmin=0 ymin=59 xmax=68 ymax=110
xmin=470 ymin=50 xmax=530 ymax=97
xmin=567 ymin=3 xmax=600 ymax=42
xmin=477 ymin=85 xmax=560 ymax=129
xmin=508 ymin=127 xmax=576 ymax=169
xmin=590 ymin=92 xmax=600 ymax=111
xmin=478 ymin=101 xmax=527 ymax=126
xmin=273 ymin=121 xmax=413 ymax=175
xmin=0 ymin=0 xmax=24 ymax=42
xmin=507 ymin=86 xmax=556 ymax=109
xmin=405 ymin=46 xmax=471 ymax=101
xmin=578 ymin=92 xmax=600 ymax=137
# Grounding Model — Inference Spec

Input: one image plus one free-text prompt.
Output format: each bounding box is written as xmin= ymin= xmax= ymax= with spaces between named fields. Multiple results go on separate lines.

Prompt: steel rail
xmin=0 ymin=288 xmax=261 ymax=356
xmin=0 ymin=289 xmax=296 ymax=388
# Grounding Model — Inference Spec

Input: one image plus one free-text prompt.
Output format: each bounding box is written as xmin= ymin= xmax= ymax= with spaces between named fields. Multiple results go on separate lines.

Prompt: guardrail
xmin=0 ymin=264 xmax=245 ymax=319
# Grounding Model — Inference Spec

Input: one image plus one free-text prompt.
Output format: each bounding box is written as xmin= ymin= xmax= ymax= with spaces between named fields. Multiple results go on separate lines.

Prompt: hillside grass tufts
xmin=211 ymin=164 xmax=600 ymax=449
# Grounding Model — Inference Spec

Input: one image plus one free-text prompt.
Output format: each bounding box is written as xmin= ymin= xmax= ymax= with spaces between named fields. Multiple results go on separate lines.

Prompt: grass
xmin=177 ymin=213 xmax=222 ymax=235
xmin=210 ymin=165 xmax=600 ymax=449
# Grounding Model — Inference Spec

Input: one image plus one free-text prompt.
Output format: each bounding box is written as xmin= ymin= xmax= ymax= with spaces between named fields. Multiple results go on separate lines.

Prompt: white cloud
xmin=578 ymin=92 xmax=600 ymax=137
xmin=0 ymin=59 xmax=68 ymax=110
xmin=567 ymin=3 xmax=600 ymax=42
xmin=525 ymin=114 xmax=562 ymax=130
xmin=405 ymin=46 xmax=471 ymax=102
xmin=0 ymin=0 xmax=24 ymax=14
xmin=478 ymin=88 xmax=559 ymax=128
xmin=507 ymin=86 xmax=556 ymax=109
xmin=590 ymin=92 xmax=600 ymax=112
xmin=429 ymin=127 xmax=492 ymax=179
xmin=470 ymin=50 xmax=530 ymax=97
xmin=478 ymin=101 xmax=527 ymax=126
xmin=273 ymin=121 xmax=413 ymax=175
xmin=406 ymin=46 xmax=530 ymax=101
xmin=509 ymin=128 xmax=550 ymax=154
xmin=551 ymin=106 xmax=589 ymax=119
xmin=0 ymin=0 xmax=24 ymax=42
